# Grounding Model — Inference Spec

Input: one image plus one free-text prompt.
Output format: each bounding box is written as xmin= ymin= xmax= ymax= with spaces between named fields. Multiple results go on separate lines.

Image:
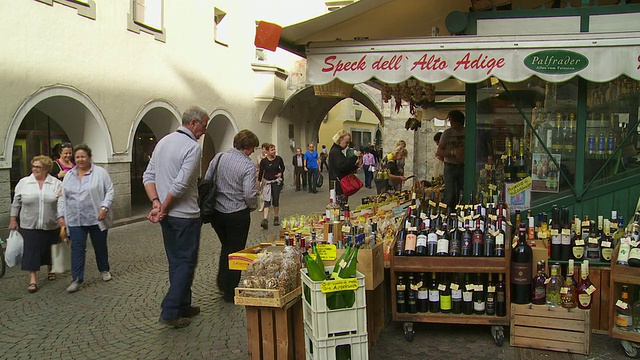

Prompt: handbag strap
xmin=210 ymin=153 xmax=223 ymax=186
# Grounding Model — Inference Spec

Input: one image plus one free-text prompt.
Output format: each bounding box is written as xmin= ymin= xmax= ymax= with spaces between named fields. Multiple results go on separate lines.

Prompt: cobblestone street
xmin=0 ymin=174 xmax=629 ymax=359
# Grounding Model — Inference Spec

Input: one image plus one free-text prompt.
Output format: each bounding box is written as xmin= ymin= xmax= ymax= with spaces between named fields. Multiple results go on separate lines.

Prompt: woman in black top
xmin=328 ymin=130 xmax=362 ymax=207
xmin=258 ymin=144 xmax=285 ymax=229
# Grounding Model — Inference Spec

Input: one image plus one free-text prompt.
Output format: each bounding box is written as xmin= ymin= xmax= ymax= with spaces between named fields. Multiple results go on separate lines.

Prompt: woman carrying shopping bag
xmin=9 ymin=155 xmax=64 ymax=293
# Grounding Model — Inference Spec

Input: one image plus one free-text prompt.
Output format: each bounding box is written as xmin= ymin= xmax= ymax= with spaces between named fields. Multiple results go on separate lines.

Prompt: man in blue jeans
xmin=143 ymin=106 xmax=209 ymax=328
xmin=304 ymin=143 xmax=319 ymax=194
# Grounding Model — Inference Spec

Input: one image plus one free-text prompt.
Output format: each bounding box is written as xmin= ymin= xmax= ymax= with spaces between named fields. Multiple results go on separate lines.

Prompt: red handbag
xmin=339 ymin=173 xmax=364 ymax=197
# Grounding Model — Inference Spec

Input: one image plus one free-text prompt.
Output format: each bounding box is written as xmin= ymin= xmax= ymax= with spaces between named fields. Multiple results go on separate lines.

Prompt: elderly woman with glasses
xmin=10 ymin=155 xmax=64 ymax=293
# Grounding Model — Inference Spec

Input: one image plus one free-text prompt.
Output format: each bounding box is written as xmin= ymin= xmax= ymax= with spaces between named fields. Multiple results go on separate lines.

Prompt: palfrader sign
xmin=305 ymin=34 xmax=640 ymax=85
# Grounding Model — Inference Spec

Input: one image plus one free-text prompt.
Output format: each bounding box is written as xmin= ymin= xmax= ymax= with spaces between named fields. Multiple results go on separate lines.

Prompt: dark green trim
xmin=575 ymin=78 xmax=587 ymax=200
xmin=464 ymin=83 xmax=477 ymax=204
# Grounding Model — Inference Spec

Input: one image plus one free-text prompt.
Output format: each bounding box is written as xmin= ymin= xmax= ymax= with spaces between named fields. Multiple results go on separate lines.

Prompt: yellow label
xmin=507 ymin=176 xmax=532 ymax=197
xmin=616 ymin=300 xmax=629 ymax=310
xmin=487 ymin=286 xmax=496 ymax=293
xmin=544 ymin=278 xmax=551 ymax=285
xmin=315 ymin=244 xmax=337 ymax=261
xmin=429 ymin=200 xmax=436 ymax=207
xmin=485 ymin=164 xmax=492 ymax=171
xmin=397 ymin=284 xmax=406 ymax=291
xmin=560 ymin=287 xmax=568 ymax=295
xmin=438 ymin=284 xmax=446 ymax=291
xmin=586 ymin=285 xmax=596 ymax=295
xmin=575 ymin=239 xmax=585 ymax=246
xmin=475 ymin=285 xmax=484 ymax=292
xmin=410 ymin=284 xmax=418 ymax=291
xmin=450 ymin=283 xmax=459 ymax=291
xmin=342 ymin=225 xmax=351 ymax=233
xmin=561 ymin=229 xmax=571 ymax=236
xmin=572 ymin=247 xmax=585 ymax=259
xmin=339 ymin=259 xmax=348 ymax=269
xmin=465 ymin=284 xmax=474 ymax=291
xmin=439 ymin=202 xmax=448 ymax=209
xmin=321 ymin=278 xmax=359 ymax=293
xmin=550 ymin=229 xmax=559 ymax=236
xmin=578 ymin=293 xmax=591 ymax=307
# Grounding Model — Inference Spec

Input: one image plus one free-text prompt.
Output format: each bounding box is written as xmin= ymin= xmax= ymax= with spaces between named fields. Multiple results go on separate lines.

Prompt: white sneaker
xmin=101 ymin=271 xmax=112 ymax=282
xmin=67 ymin=280 xmax=81 ymax=293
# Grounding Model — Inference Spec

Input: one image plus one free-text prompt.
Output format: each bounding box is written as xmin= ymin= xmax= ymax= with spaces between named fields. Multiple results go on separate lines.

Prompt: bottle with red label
xmin=577 ymin=260 xmax=594 ymax=309
xmin=511 ymin=222 xmax=533 ymax=304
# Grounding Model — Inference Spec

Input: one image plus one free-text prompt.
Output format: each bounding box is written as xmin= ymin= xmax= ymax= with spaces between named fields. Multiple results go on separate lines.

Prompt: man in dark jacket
xmin=292 ymin=147 xmax=306 ymax=191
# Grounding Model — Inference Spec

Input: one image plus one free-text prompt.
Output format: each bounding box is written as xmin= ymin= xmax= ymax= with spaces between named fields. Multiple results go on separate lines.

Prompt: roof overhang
xmin=304 ymin=32 xmax=640 ymax=85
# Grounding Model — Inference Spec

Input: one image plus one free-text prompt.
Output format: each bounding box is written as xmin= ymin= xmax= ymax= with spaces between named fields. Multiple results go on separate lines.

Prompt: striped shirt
xmin=204 ymin=148 xmax=257 ymax=214
xmin=11 ymin=174 xmax=62 ymax=230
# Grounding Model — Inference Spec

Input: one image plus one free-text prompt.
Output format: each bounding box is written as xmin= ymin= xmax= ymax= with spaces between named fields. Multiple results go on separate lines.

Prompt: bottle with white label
xmin=451 ymin=273 xmax=463 ymax=314
xmin=436 ymin=218 xmax=450 ymax=256
xmin=599 ymin=215 xmax=614 ymax=262
xmin=571 ymin=217 xmax=585 ymax=260
xmin=428 ymin=272 xmax=440 ymax=313
xmin=615 ymin=285 xmax=632 ymax=331
xmin=617 ymin=237 xmax=631 ymax=266
xmin=462 ymin=273 xmax=474 ymax=315
xmin=473 ymin=273 xmax=486 ymax=315
xmin=417 ymin=272 xmax=428 ymax=312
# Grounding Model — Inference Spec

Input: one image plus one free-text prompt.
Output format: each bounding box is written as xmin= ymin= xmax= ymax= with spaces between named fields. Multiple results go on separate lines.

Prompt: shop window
xmin=214 ymin=7 xmax=228 ymax=46
xmin=351 ymin=130 xmax=371 ymax=150
xmin=476 ymin=77 xmax=578 ymax=205
xmin=36 ymin=0 xmax=96 ymax=20
xmin=585 ymin=76 xmax=640 ymax=186
xmin=127 ymin=0 xmax=166 ymax=42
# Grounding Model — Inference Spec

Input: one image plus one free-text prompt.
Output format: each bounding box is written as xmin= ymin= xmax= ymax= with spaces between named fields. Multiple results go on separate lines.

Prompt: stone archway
xmin=201 ymin=108 xmax=238 ymax=176
xmin=129 ymin=100 xmax=181 ymax=210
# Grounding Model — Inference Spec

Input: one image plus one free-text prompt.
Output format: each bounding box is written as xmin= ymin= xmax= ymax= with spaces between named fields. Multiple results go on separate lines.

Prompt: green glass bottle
xmin=331 ymin=245 xmax=352 ymax=280
xmin=303 ymin=252 xmax=326 ymax=281
xmin=312 ymin=242 xmax=325 ymax=270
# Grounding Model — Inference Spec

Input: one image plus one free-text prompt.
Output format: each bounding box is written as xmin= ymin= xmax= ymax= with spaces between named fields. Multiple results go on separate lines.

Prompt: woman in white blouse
xmin=10 ymin=155 xmax=64 ymax=293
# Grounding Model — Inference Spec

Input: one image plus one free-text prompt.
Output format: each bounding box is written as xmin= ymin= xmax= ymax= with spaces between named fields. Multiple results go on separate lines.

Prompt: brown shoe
xmin=180 ymin=306 xmax=201 ymax=318
xmin=158 ymin=316 xmax=191 ymax=328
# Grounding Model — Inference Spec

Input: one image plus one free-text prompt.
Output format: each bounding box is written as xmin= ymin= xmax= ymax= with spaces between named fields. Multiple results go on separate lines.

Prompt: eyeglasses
xmin=32 ymin=165 xmax=43 ymax=169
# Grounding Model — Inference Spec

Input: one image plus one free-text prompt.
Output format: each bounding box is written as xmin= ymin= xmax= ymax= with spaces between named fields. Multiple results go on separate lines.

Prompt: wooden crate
xmin=323 ymin=241 xmax=384 ymax=290
xmin=235 ymin=287 xmax=302 ymax=308
xmin=510 ymin=303 xmax=591 ymax=356
xmin=245 ymin=296 xmax=305 ymax=360
xmin=366 ymin=281 xmax=385 ymax=348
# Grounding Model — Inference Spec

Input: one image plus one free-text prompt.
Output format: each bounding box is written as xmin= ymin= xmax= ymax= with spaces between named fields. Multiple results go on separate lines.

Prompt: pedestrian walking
xmin=10 ymin=155 xmax=64 ymax=293
xmin=304 ymin=143 xmax=319 ymax=194
xmin=59 ymin=144 xmax=114 ymax=294
xmin=50 ymin=142 xmax=74 ymax=180
xmin=205 ymin=129 xmax=259 ymax=303
xmin=362 ymin=147 xmax=376 ymax=189
xmin=258 ymin=144 xmax=285 ymax=229
xmin=256 ymin=143 xmax=269 ymax=212
xmin=435 ymin=110 xmax=466 ymax=212
xmin=320 ymin=144 xmax=329 ymax=172
xmin=143 ymin=106 xmax=209 ymax=328
xmin=292 ymin=147 xmax=307 ymax=191
xmin=328 ymin=130 xmax=362 ymax=207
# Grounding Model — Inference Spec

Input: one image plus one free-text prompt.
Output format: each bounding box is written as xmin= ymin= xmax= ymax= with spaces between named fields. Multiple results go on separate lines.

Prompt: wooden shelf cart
xmin=610 ymin=244 xmax=640 ymax=358
xmin=389 ymin=233 xmax=511 ymax=345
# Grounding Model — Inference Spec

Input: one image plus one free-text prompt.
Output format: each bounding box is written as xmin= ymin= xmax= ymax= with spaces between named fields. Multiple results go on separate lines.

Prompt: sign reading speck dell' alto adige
xmin=523 ymin=50 xmax=589 ymax=75
xmin=306 ymin=43 xmax=640 ymax=85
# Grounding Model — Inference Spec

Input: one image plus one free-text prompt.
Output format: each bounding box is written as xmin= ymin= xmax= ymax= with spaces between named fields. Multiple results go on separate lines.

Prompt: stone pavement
xmin=0 ymin=171 xmax=629 ymax=359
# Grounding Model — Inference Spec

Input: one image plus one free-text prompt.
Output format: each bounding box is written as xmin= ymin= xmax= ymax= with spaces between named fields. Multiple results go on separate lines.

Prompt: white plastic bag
xmin=51 ymin=241 xmax=71 ymax=273
xmin=5 ymin=230 xmax=24 ymax=268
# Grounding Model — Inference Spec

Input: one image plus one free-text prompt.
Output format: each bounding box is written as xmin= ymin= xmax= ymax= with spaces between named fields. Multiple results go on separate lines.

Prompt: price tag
xmin=487 ymin=286 xmax=496 ymax=293
xmin=429 ymin=200 xmax=436 ymax=207
xmin=450 ymin=283 xmax=459 ymax=291
xmin=410 ymin=284 xmax=419 ymax=291
xmin=473 ymin=214 xmax=480 ymax=220
xmin=512 ymin=240 xmax=518 ymax=249
xmin=586 ymin=285 xmax=596 ymax=295
xmin=438 ymin=284 xmax=446 ymax=291
xmin=562 ymin=229 xmax=571 ymax=236
xmin=439 ymin=202 xmax=448 ymax=209
xmin=560 ymin=287 xmax=569 ymax=295
xmin=601 ymin=241 xmax=611 ymax=248
xmin=575 ymin=239 xmax=585 ymax=246
xmin=616 ymin=300 xmax=629 ymax=310
xmin=632 ymin=241 xmax=639 ymax=247
xmin=436 ymin=230 xmax=445 ymax=236
xmin=544 ymin=278 xmax=551 ymax=285
xmin=339 ymin=259 xmax=348 ymax=269
xmin=420 ymin=213 xmax=428 ymax=220
xmin=488 ymin=184 xmax=497 ymax=191
xmin=416 ymin=281 xmax=423 ymax=289
xmin=408 ymin=227 xmax=417 ymax=232
xmin=621 ymin=237 xmax=632 ymax=245
xmin=475 ymin=285 xmax=484 ymax=292
xmin=465 ymin=284 xmax=474 ymax=291
xmin=315 ymin=244 xmax=337 ymax=261
xmin=588 ymin=237 xmax=599 ymax=245
xmin=321 ymin=278 xmax=359 ymax=293
xmin=342 ymin=225 xmax=351 ymax=233
xmin=550 ymin=229 xmax=559 ymax=236
xmin=501 ymin=155 xmax=508 ymax=160
xmin=397 ymin=284 xmax=406 ymax=291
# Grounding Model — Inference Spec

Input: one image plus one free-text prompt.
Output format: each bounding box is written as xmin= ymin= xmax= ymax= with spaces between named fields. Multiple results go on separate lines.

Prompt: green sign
xmin=523 ymin=50 xmax=588 ymax=74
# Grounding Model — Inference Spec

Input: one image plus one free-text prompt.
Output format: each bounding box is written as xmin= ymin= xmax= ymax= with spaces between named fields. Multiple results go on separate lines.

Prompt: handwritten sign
xmin=320 ymin=278 xmax=359 ymax=293
xmin=314 ymin=244 xmax=337 ymax=261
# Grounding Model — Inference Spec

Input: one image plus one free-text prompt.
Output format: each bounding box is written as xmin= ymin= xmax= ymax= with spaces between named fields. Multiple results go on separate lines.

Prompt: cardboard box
xmin=323 ymin=242 xmax=384 ymax=290
xmin=531 ymin=241 xmax=549 ymax=278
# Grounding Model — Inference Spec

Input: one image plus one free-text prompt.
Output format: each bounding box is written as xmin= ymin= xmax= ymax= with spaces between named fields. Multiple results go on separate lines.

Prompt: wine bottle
xmin=304 ymin=251 xmax=328 ymax=282
xmin=472 ymin=219 xmax=484 ymax=257
xmin=485 ymin=274 xmax=496 ymax=316
xmin=451 ymin=273 xmax=463 ymax=314
xmin=577 ymin=261 xmax=594 ymax=309
xmin=428 ymin=272 xmax=440 ymax=313
xmin=511 ymin=223 xmax=533 ymax=304
xmin=417 ymin=272 xmax=428 ymax=312
xmin=337 ymin=245 xmax=359 ymax=279
xmin=450 ymin=214 xmax=462 ymax=257
xmin=462 ymin=273 xmax=474 ymax=315
xmin=436 ymin=218 xmax=450 ymax=256
xmin=484 ymin=218 xmax=496 ymax=257
xmin=532 ymin=261 xmax=547 ymax=305
xmin=427 ymin=216 xmax=439 ymax=256
xmin=615 ymin=285 xmax=633 ymax=331
xmin=496 ymin=273 xmax=507 ymax=317
xmin=561 ymin=259 xmax=578 ymax=309
xmin=504 ymin=137 xmax=514 ymax=182
xmin=416 ymin=220 xmax=428 ymax=256
xmin=571 ymin=216 xmax=585 ymax=260
xmin=564 ymin=113 xmax=576 ymax=156
xmin=440 ymin=273 xmax=452 ymax=314
xmin=599 ymin=215 xmax=613 ymax=262
xmin=550 ymin=206 xmax=562 ymax=260
xmin=546 ymin=263 xmax=564 ymax=308
xmin=617 ymin=238 xmax=631 ymax=266
xmin=396 ymin=274 xmax=407 ymax=313
xmin=607 ymin=113 xmax=617 ymax=156
xmin=495 ymin=218 xmax=506 ymax=257
xmin=597 ymin=114 xmax=606 ymax=156
xmin=551 ymin=113 xmax=564 ymax=154
xmin=473 ymin=273 xmax=486 ymax=315
xmin=395 ymin=228 xmax=406 ymax=257
xmin=560 ymin=208 xmax=572 ymax=261
xmin=515 ymin=139 xmax=527 ymax=180
xmin=461 ymin=221 xmax=473 ymax=257
xmin=312 ymin=242 xmax=325 ymax=270
xmin=586 ymin=219 xmax=601 ymax=261
xmin=407 ymin=273 xmax=418 ymax=314
xmin=331 ymin=245 xmax=351 ymax=279
xmin=404 ymin=217 xmax=418 ymax=256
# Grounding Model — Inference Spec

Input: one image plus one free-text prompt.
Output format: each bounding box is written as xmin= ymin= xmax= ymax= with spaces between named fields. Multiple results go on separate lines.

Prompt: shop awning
xmin=305 ymin=32 xmax=640 ymax=85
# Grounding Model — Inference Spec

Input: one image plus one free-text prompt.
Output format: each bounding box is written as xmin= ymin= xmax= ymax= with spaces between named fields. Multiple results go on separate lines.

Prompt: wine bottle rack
xmin=609 ymin=244 xmax=640 ymax=348
xmin=389 ymin=216 xmax=512 ymax=342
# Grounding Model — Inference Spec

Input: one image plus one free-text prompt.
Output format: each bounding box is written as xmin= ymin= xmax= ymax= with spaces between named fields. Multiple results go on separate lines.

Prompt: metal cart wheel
xmin=403 ymin=322 xmax=415 ymax=342
xmin=621 ymin=340 xmax=640 ymax=358
xmin=491 ymin=326 xmax=505 ymax=347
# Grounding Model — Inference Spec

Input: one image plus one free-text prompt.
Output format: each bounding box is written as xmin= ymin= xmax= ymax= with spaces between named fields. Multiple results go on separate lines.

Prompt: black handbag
xmin=199 ymin=154 xmax=223 ymax=224
xmin=316 ymin=172 xmax=324 ymax=188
